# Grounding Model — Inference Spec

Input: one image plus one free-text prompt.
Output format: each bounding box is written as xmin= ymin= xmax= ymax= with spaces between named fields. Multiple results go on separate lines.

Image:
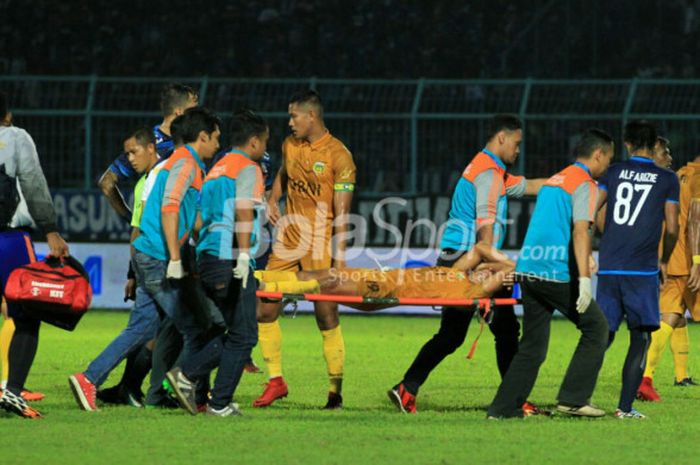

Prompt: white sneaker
xmin=556 ymin=403 xmax=605 ymax=418
xmin=206 ymin=402 xmax=242 ymax=417
xmin=614 ymin=408 xmax=646 ymax=419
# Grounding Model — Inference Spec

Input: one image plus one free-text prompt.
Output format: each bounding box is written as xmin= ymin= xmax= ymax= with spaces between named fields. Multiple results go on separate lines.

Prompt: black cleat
xmin=323 ymin=392 xmax=343 ymax=410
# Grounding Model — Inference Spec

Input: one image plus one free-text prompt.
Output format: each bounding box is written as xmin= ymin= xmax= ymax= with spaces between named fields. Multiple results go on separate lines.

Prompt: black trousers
xmin=400 ymin=250 xmax=520 ymax=394
xmin=487 ymin=278 xmax=609 ymax=417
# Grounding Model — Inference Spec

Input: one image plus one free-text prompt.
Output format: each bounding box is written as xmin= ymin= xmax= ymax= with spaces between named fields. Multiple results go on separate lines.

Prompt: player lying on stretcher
xmin=254 ymin=242 xmax=515 ymax=312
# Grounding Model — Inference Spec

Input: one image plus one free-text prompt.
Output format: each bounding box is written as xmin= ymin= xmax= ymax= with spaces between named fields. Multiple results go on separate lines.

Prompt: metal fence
xmin=4 ymin=76 xmax=700 ymax=195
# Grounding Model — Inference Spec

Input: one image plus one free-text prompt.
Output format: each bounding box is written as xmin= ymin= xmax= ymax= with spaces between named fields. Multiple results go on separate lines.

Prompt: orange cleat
xmin=522 ymin=401 xmax=551 ymax=417
xmin=0 ymin=389 xmax=42 ymax=419
xmin=637 ymin=376 xmax=661 ymax=402
xmin=21 ymin=390 xmax=45 ymax=402
xmin=252 ymin=377 xmax=288 ymax=407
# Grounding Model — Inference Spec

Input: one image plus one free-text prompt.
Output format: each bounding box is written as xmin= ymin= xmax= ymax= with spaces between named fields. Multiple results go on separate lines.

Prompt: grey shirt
xmin=0 ymin=125 xmax=58 ymax=233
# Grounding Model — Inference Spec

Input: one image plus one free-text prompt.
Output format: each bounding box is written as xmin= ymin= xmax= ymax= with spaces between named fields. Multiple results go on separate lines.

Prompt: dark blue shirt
xmin=598 ymin=156 xmax=680 ymax=274
xmin=108 ymin=124 xmax=174 ymax=181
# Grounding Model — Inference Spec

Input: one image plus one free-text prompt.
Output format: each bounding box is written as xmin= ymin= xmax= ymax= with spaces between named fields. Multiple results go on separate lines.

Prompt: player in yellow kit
xmin=255 ymin=90 xmax=356 ymax=409
xmin=257 ymin=241 xmax=515 ymax=312
xmin=639 ymin=137 xmax=700 ymax=401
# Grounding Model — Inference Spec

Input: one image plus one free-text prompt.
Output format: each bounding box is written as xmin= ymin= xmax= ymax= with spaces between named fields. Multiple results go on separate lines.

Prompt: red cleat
xmin=387 ymin=383 xmax=417 ymax=414
xmin=522 ymin=401 xmax=551 ymax=417
xmin=21 ymin=390 xmax=45 ymax=402
xmin=637 ymin=376 xmax=661 ymax=402
xmin=252 ymin=377 xmax=288 ymax=407
xmin=69 ymin=373 xmax=98 ymax=411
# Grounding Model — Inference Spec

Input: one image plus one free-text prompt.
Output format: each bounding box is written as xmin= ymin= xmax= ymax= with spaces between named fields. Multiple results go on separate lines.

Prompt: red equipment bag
xmin=4 ymin=256 xmax=93 ymax=331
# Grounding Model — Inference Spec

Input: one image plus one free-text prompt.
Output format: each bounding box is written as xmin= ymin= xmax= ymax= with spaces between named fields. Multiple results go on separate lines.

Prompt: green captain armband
xmin=334 ymin=182 xmax=355 ymax=192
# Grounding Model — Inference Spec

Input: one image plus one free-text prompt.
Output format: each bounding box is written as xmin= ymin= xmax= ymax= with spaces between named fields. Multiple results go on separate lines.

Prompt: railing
xmin=3 ymin=76 xmax=700 ymax=194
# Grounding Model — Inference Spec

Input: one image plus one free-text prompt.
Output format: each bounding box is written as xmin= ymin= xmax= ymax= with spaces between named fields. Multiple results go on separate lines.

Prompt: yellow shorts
xmin=265 ymin=228 xmax=332 ymax=272
xmin=660 ymin=276 xmax=700 ymax=320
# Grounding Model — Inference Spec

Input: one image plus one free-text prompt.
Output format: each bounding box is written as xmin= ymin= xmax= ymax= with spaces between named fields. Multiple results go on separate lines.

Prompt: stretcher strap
xmin=467 ymin=300 xmax=493 ymax=360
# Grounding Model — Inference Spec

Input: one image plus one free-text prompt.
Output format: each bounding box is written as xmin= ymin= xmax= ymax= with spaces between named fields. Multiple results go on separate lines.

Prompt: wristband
xmin=693 ymin=255 xmax=700 ymax=265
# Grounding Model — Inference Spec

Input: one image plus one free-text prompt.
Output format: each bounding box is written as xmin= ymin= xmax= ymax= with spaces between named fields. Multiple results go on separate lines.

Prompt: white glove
xmin=233 ymin=252 xmax=251 ymax=288
xmin=166 ymin=259 xmax=186 ymax=279
xmin=576 ymin=277 xmax=592 ymax=314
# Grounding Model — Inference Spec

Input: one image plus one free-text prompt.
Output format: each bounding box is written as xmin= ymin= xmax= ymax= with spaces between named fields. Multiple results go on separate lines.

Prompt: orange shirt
xmin=667 ymin=162 xmax=700 ymax=276
xmin=283 ymin=131 xmax=356 ymax=226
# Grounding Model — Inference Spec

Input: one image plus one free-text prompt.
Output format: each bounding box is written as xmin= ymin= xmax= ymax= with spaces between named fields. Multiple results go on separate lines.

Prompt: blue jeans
xmin=182 ymin=253 xmax=258 ymax=409
xmin=84 ymin=286 xmax=159 ymax=386
xmin=132 ymin=251 xmax=205 ymax=362
xmin=145 ymin=317 xmax=183 ymax=405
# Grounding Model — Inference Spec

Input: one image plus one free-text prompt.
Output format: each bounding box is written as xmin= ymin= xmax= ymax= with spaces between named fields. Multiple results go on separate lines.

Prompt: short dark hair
xmin=486 ymin=114 xmax=523 ymax=141
xmin=0 ymin=91 xmax=7 ymax=120
xmin=657 ymin=136 xmax=670 ymax=146
xmin=125 ymin=126 xmax=156 ymax=147
xmin=230 ymin=108 xmax=268 ymax=147
xmin=574 ymin=128 xmax=614 ymax=159
xmin=160 ymin=83 xmax=197 ymax=117
xmin=289 ymin=89 xmax=323 ymax=116
xmin=624 ymin=120 xmax=658 ymax=152
xmin=178 ymin=106 xmax=221 ymax=145
xmin=170 ymin=114 xmax=184 ymax=145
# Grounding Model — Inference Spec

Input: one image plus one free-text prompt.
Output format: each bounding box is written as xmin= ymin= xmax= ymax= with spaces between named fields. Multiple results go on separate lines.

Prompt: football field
xmin=5 ymin=311 xmax=700 ymax=465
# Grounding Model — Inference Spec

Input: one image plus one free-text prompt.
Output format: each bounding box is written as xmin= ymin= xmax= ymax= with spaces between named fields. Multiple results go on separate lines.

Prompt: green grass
xmin=4 ymin=311 xmax=700 ymax=465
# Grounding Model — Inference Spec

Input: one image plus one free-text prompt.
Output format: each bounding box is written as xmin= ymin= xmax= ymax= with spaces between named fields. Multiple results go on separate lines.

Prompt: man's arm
xmin=332 ymin=190 xmax=353 ymax=268
xmin=524 ymin=178 xmax=548 ymax=196
xmin=475 ymin=169 xmax=502 ymax=245
xmin=331 ymin=148 xmax=357 ymax=268
xmin=15 ymin=130 xmax=69 ymax=256
xmin=573 ymin=220 xmax=593 ymax=279
xmin=98 ymin=168 xmax=131 ymax=220
xmin=453 ymin=241 xmax=513 ymax=271
xmin=267 ymin=167 xmax=287 ymax=225
xmin=660 ymin=201 xmax=680 ymax=283
xmin=571 ymin=180 xmax=599 ymax=313
xmin=687 ymin=198 xmax=700 ymax=291
xmin=267 ymin=147 xmax=288 ymax=226
xmin=234 ymin=165 xmax=262 ymax=254
xmin=161 ymin=158 xmax=195 ymax=262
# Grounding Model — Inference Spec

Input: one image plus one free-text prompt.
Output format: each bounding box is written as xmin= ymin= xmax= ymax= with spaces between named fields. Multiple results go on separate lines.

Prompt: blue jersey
xmin=516 ymin=163 xmax=598 ymax=282
xmin=197 ymin=151 xmax=264 ymax=260
xmin=440 ymin=149 xmax=526 ymax=251
xmin=134 ymin=145 xmax=205 ymax=261
xmin=108 ymin=124 xmax=174 ymax=181
xmin=598 ymin=156 xmax=680 ymax=274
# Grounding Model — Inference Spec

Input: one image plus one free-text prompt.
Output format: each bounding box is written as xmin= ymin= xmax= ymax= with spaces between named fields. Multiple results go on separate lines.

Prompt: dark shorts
xmin=597 ymin=274 xmax=660 ymax=332
xmin=0 ymin=230 xmax=37 ymax=320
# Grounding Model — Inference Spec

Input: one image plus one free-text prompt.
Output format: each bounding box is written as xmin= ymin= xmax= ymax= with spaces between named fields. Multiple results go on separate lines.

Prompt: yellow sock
xmin=671 ymin=325 xmax=690 ymax=382
xmin=266 ymin=280 xmax=320 ymax=294
xmin=1 ymin=317 xmax=15 ymax=386
xmin=644 ymin=321 xmax=674 ymax=379
xmin=255 ymin=270 xmax=298 ymax=283
xmin=321 ymin=326 xmax=345 ymax=394
xmin=259 ymin=320 xmax=283 ymax=379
